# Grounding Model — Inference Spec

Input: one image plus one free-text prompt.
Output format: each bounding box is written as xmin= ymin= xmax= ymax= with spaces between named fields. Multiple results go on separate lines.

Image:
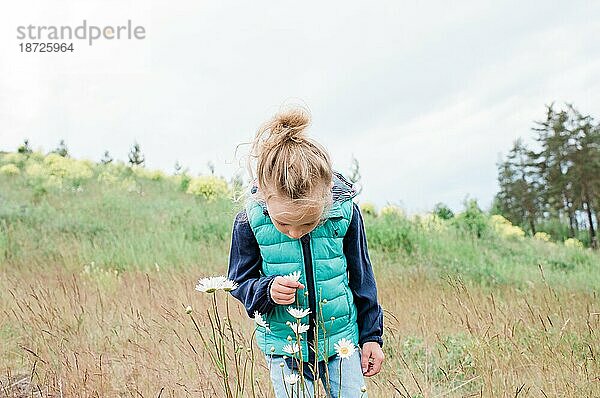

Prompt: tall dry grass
xmin=1 ymin=263 xmax=597 ymax=397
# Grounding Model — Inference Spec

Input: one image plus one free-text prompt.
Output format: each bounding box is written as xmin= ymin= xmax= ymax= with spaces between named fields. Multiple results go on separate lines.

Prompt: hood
xmin=331 ymin=171 xmax=358 ymax=203
xmin=326 ymin=171 xmax=357 ymax=218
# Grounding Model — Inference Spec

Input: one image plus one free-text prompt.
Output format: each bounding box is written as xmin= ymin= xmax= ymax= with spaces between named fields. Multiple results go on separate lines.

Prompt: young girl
xmin=228 ymin=106 xmax=384 ymax=397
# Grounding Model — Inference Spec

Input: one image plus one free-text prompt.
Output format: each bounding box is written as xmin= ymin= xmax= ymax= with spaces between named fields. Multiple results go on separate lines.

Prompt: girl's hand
xmin=361 ymin=342 xmax=384 ymax=377
xmin=270 ymin=276 xmax=305 ymax=305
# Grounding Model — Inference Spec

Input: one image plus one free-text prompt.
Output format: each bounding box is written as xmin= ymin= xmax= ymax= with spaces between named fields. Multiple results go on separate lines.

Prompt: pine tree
xmin=128 ymin=141 xmax=145 ymax=167
xmin=348 ymin=155 xmax=363 ymax=196
xmin=496 ymin=138 xmax=542 ymax=234
xmin=496 ymin=103 xmax=599 ymax=247
xmin=174 ymin=160 xmax=183 ymax=175
xmin=565 ymin=104 xmax=599 ymax=248
xmin=101 ymin=150 xmax=113 ymax=164
xmin=17 ymin=139 xmax=32 ymax=154
xmin=51 ymin=139 xmax=69 ymax=157
xmin=530 ymin=104 xmax=578 ymax=237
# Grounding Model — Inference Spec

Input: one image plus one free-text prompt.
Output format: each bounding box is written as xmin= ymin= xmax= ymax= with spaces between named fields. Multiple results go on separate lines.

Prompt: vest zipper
xmin=300 ymin=233 xmax=317 ymax=362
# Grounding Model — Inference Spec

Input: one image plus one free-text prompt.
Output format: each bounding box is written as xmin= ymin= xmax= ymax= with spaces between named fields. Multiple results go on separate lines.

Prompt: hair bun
xmin=271 ymin=106 xmax=311 ymax=143
xmin=248 ymin=104 xmax=332 ymax=201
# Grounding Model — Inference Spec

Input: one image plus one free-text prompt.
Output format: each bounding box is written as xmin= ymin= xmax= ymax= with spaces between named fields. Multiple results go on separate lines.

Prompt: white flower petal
xmin=253 ymin=311 xmax=270 ymax=332
xmin=287 ymin=307 xmax=311 ymax=319
xmin=282 ymin=343 xmax=301 ymax=355
xmin=282 ymin=271 xmax=302 ymax=283
xmin=284 ymin=373 xmax=300 ymax=385
xmin=195 ymin=276 xmax=238 ymax=293
xmin=221 ymin=279 xmax=239 ymax=291
xmin=289 ymin=322 xmax=310 ymax=335
xmin=334 ymin=338 xmax=356 ymax=359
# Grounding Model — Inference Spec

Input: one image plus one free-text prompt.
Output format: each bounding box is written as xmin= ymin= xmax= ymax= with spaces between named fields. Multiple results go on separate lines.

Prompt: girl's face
xmin=266 ymin=196 xmax=323 ymax=239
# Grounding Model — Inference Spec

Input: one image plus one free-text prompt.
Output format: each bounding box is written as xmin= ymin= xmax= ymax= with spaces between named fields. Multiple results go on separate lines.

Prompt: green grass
xmin=1 ymin=166 xmax=598 ymax=293
xmin=0 ymin=172 xmax=236 ymax=274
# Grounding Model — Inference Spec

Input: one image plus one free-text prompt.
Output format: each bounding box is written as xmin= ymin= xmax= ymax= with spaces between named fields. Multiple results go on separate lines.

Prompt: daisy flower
xmin=287 ymin=307 xmax=311 ymax=319
xmin=253 ymin=311 xmax=271 ymax=333
xmin=195 ymin=276 xmax=238 ymax=293
xmin=195 ymin=276 xmax=226 ymax=293
xmin=284 ymin=373 xmax=300 ymax=385
xmin=282 ymin=343 xmax=301 ymax=355
xmin=283 ymin=271 xmax=302 ymax=283
xmin=288 ymin=322 xmax=310 ymax=335
xmin=221 ymin=279 xmax=238 ymax=291
xmin=334 ymin=338 xmax=356 ymax=359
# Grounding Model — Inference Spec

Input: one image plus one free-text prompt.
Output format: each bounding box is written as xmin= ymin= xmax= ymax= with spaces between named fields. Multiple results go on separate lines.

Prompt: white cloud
xmin=1 ymin=0 xmax=599 ymax=215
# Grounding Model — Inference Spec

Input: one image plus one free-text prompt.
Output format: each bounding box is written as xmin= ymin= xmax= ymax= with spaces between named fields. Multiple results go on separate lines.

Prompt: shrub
xmin=359 ymin=202 xmax=377 ymax=217
xmin=489 ymin=214 xmax=525 ymax=240
xmin=433 ymin=202 xmax=454 ymax=220
xmin=564 ymin=238 xmax=584 ymax=249
xmin=0 ymin=164 xmax=20 ymax=176
xmin=451 ymin=199 xmax=488 ymax=238
xmin=132 ymin=166 xmax=165 ymax=181
xmin=412 ymin=212 xmax=447 ymax=232
xmin=148 ymin=170 xmax=165 ymax=181
xmin=97 ymin=171 xmax=120 ymax=185
xmin=535 ymin=218 xmax=573 ymax=244
xmin=534 ymin=231 xmax=551 ymax=242
xmin=379 ymin=204 xmax=405 ymax=218
xmin=177 ymin=174 xmax=192 ymax=192
xmin=43 ymin=154 xmax=94 ymax=186
xmin=25 ymin=162 xmax=49 ymax=179
xmin=366 ymin=212 xmax=415 ymax=254
xmin=1 ymin=153 xmax=27 ymax=168
xmin=186 ymin=176 xmax=230 ymax=201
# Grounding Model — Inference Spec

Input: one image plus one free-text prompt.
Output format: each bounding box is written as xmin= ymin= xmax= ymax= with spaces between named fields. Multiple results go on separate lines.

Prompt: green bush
xmin=359 ymin=202 xmax=377 ymax=217
xmin=433 ymin=202 xmax=454 ymax=220
xmin=0 ymin=164 xmax=20 ymax=176
xmin=367 ymin=209 xmax=415 ymax=254
xmin=186 ymin=176 xmax=230 ymax=201
xmin=451 ymin=199 xmax=488 ymax=238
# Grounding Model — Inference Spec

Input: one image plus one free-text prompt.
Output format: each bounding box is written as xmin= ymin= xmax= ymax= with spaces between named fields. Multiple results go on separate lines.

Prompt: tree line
xmin=17 ymin=138 xmax=146 ymax=167
xmin=11 ymin=138 xmax=220 ymax=179
xmin=494 ymin=103 xmax=600 ymax=249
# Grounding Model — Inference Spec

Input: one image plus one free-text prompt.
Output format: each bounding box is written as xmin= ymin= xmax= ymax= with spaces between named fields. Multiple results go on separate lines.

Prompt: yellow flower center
xmin=340 ymin=347 xmax=349 ymax=355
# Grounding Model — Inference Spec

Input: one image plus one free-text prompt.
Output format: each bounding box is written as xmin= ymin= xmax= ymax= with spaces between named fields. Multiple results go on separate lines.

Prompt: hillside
xmin=1 ymin=152 xmax=598 ymax=291
xmin=0 ymin=152 xmax=598 ymax=397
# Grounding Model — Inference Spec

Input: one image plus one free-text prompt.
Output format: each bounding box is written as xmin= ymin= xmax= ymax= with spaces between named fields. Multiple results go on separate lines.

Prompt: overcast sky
xmin=1 ymin=1 xmax=599 ymax=214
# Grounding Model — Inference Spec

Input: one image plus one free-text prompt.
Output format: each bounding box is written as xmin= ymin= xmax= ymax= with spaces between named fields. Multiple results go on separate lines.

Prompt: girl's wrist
xmin=360 ymin=336 xmax=384 ymax=348
xmin=266 ymin=276 xmax=277 ymax=305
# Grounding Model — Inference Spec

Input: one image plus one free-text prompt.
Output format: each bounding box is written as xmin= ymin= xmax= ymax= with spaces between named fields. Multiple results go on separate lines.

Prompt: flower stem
xmin=338 ymin=359 xmax=343 ymax=397
xmin=249 ymin=327 xmax=257 ymax=398
xmin=225 ymin=295 xmax=242 ymax=397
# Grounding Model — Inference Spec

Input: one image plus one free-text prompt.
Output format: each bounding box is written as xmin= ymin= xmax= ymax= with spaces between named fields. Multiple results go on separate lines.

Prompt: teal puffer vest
xmin=246 ymin=196 xmax=360 ymax=362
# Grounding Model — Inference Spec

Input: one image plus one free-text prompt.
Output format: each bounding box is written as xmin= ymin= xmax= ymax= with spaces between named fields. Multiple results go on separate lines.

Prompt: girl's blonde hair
xmin=246 ymin=105 xmax=333 ymax=214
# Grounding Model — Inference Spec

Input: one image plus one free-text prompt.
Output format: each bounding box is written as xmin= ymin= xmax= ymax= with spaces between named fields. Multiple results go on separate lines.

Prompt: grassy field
xmin=0 ymin=156 xmax=599 ymax=397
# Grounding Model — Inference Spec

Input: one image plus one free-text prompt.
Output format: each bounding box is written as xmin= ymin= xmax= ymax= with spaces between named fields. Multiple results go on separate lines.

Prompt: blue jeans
xmin=264 ymin=349 xmax=368 ymax=398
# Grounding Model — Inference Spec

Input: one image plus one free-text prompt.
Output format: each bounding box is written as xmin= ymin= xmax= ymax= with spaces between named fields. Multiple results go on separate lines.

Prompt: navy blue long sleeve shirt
xmin=227 ymin=202 xmax=384 ymax=352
